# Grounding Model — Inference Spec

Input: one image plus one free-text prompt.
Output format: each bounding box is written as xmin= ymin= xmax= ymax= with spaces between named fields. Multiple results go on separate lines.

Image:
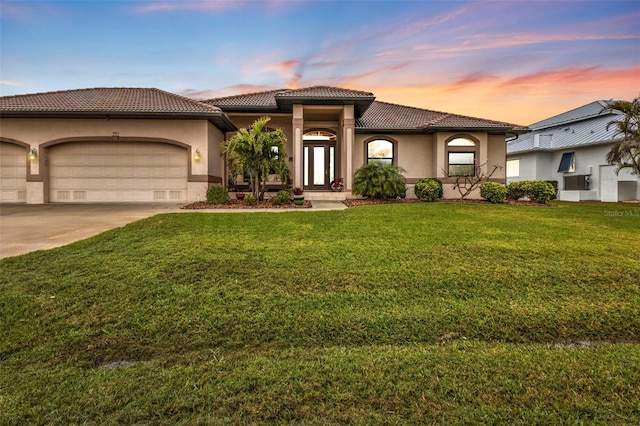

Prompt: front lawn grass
xmin=1 ymin=201 xmax=639 ymax=424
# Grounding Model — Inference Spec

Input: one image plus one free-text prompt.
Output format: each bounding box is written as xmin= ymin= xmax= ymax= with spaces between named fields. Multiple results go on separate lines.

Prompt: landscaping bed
xmin=342 ymin=197 xmax=549 ymax=207
xmin=181 ymin=200 xmax=312 ymax=209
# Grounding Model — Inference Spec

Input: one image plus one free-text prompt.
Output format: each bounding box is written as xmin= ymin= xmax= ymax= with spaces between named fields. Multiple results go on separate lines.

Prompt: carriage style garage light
xmin=193 ymin=149 xmax=202 ymax=161
xmin=28 ymin=148 xmax=38 ymax=161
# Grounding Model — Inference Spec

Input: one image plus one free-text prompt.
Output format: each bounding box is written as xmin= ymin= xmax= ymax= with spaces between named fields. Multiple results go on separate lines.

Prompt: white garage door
xmin=49 ymin=142 xmax=188 ymax=202
xmin=0 ymin=142 xmax=27 ymax=203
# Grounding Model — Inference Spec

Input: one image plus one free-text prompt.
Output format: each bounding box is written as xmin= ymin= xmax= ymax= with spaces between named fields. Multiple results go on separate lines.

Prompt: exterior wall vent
xmin=564 ymin=174 xmax=591 ymax=191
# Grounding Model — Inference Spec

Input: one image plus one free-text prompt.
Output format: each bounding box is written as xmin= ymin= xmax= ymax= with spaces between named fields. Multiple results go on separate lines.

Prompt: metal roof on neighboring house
xmin=0 ymin=87 xmax=237 ymax=131
xmin=507 ymin=101 xmax=621 ymax=154
xmin=529 ymin=100 xmax=612 ymax=131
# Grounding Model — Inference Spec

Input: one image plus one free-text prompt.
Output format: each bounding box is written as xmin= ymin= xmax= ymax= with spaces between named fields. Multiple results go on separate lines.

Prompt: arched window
xmin=367 ymin=139 xmax=394 ymax=165
xmin=447 ymin=137 xmax=477 ymax=176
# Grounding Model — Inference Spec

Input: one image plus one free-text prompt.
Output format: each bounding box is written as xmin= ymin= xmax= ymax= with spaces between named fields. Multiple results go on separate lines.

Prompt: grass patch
xmin=1 ymin=201 xmax=639 ymax=424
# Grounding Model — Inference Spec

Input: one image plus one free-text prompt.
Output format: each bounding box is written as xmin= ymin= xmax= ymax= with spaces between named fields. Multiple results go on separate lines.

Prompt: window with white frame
xmin=506 ymin=159 xmax=520 ymax=177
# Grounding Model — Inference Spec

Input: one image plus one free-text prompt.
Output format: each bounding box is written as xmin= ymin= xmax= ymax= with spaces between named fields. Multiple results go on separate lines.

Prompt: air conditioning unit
xmin=563 ymin=174 xmax=591 ymax=190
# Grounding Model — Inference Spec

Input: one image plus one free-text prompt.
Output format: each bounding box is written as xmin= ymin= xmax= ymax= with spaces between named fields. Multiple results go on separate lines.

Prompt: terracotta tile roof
xmin=207 ymin=86 xmax=375 ymax=108
xmin=425 ymin=111 xmax=527 ymax=130
xmin=0 ymin=87 xmax=222 ymax=113
xmin=356 ymin=101 xmax=444 ymax=130
xmin=277 ymin=86 xmax=375 ymax=98
xmin=206 ymin=89 xmax=284 ymax=109
xmin=357 ymin=101 xmax=527 ymax=133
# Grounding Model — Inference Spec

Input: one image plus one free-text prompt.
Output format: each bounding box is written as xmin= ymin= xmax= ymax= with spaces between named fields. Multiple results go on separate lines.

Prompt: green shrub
xmin=527 ymin=180 xmax=556 ymax=204
xmin=271 ymin=189 xmax=292 ymax=206
xmin=544 ymin=180 xmax=558 ymax=200
xmin=244 ymin=194 xmax=257 ymax=206
xmin=480 ymin=182 xmax=507 ymax=203
xmin=353 ymin=162 xmax=406 ymax=199
xmin=507 ymin=180 xmax=556 ymax=204
xmin=206 ymin=186 xmax=229 ymax=204
xmin=414 ymin=178 xmax=443 ymax=202
xmin=507 ymin=181 xmax=530 ymax=200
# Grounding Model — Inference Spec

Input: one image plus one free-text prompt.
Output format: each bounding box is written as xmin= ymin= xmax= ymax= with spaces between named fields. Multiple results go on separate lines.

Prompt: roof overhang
xmin=0 ymin=110 xmax=237 ymax=132
xmin=275 ymin=95 xmax=375 ymax=117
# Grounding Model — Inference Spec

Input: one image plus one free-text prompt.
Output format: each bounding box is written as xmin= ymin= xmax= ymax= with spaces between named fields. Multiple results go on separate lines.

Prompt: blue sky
xmin=1 ymin=0 xmax=639 ymax=124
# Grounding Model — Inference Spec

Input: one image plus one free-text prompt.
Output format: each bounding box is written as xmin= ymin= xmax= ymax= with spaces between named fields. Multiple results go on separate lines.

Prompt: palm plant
xmin=221 ymin=117 xmax=290 ymax=201
xmin=353 ymin=161 xmax=406 ymax=199
xmin=605 ymin=97 xmax=640 ymax=176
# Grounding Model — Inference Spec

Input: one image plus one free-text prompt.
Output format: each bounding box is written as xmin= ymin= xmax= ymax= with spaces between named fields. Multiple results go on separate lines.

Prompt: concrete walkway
xmin=0 ymin=201 xmax=347 ymax=259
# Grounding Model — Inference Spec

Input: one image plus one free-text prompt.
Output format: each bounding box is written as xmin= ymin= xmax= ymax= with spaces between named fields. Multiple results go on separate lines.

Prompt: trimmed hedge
xmin=544 ymin=180 xmax=558 ymax=200
xmin=206 ymin=186 xmax=229 ymax=204
xmin=527 ymin=180 xmax=556 ymax=204
xmin=507 ymin=181 xmax=530 ymax=201
xmin=414 ymin=178 xmax=443 ymax=202
xmin=507 ymin=180 xmax=556 ymax=204
xmin=480 ymin=182 xmax=507 ymax=203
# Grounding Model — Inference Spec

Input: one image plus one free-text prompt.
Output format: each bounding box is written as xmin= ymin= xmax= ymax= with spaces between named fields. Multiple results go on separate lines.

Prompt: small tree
xmin=605 ymin=97 xmax=640 ymax=176
xmin=221 ymin=117 xmax=290 ymax=201
xmin=444 ymin=161 xmax=502 ymax=201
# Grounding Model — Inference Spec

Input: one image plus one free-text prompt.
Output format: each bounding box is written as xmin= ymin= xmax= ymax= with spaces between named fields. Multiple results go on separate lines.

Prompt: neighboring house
xmin=0 ymin=86 xmax=526 ymax=204
xmin=506 ymin=100 xmax=639 ymax=202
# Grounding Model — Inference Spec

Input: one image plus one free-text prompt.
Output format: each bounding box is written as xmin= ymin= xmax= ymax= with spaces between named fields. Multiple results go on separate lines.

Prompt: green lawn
xmin=1 ymin=201 xmax=639 ymax=424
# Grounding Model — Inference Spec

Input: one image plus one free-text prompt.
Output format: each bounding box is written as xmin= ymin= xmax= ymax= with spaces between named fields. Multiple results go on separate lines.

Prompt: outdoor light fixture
xmin=28 ymin=148 xmax=38 ymax=161
xmin=193 ymin=149 xmax=201 ymax=161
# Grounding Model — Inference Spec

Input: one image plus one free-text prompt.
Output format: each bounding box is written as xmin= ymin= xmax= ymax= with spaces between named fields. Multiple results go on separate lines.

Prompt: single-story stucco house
xmin=506 ymin=100 xmax=639 ymax=202
xmin=0 ymin=86 xmax=527 ymax=204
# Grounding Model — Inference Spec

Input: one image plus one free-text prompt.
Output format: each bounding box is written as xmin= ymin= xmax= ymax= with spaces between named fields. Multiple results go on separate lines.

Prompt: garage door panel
xmin=0 ymin=142 xmax=28 ymax=203
xmin=50 ymin=142 xmax=187 ymax=202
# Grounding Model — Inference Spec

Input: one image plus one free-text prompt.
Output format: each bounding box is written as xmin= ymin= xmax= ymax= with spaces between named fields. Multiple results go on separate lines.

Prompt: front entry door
xmin=303 ymin=144 xmax=335 ymax=190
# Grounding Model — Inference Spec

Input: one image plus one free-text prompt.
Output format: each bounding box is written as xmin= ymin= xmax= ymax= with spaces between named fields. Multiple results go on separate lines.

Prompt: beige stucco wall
xmin=354 ymin=131 xmax=505 ymax=199
xmin=354 ymin=133 xmax=435 ymax=181
xmin=0 ymin=117 xmax=220 ymax=203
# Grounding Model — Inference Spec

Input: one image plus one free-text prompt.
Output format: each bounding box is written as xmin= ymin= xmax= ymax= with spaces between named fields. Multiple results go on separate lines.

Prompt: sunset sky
xmin=1 ymin=0 xmax=638 ymax=125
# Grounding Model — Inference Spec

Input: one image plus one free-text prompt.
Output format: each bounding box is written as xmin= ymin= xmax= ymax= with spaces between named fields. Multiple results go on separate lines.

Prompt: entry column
xmin=342 ymin=105 xmax=355 ymax=192
xmin=292 ymin=104 xmax=304 ymax=188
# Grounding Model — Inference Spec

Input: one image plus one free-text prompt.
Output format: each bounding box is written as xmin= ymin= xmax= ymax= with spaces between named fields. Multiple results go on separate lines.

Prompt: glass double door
xmin=303 ymin=143 xmax=335 ymax=190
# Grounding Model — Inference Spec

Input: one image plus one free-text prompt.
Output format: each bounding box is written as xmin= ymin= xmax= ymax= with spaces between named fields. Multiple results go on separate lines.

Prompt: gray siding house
xmin=506 ymin=100 xmax=639 ymax=202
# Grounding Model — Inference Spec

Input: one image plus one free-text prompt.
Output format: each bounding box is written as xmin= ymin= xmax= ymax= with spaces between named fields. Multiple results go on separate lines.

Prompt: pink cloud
xmin=357 ymin=64 xmax=640 ymax=125
xmin=132 ymin=1 xmax=243 ymax=13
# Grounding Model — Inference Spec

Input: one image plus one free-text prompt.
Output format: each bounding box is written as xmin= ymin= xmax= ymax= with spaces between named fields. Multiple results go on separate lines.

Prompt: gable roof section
xmin=507 ymin=101 xmax=620 ymax=154
xmin=356 ymin=101 xmax=527 ymax=134
xmin=0 ymin=87 xmax=237 ymax=131
xmin=207 ymin=86 xmax=376 ymax=117
xmin=275 ymin=86 xmax=375 ymax=117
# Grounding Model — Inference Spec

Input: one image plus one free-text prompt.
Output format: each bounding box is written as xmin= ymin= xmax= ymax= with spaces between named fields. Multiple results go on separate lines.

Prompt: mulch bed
xmin=181 ymin=200 xmax=312 ymax=209
xmin=182 ymin=198 xmax=550 ymax=210
xmin=342 ymin=198 xmax=551 ymax=207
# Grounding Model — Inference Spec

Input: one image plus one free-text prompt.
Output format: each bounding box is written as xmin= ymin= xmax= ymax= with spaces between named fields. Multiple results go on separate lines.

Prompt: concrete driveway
xmin=0 ymin=203 xmax=183 ymax=259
